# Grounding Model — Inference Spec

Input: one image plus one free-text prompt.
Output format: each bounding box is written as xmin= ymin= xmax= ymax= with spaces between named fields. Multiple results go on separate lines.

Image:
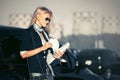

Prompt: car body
xmin=77 ymin=49 xmax=120 ymax=80
xmin=0 ymin=25 xmax=103 ymax=80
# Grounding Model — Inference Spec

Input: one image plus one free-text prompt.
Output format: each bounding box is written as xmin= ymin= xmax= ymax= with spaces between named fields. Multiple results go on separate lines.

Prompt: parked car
xmin=0 ymin=25 xmax=29 ymax=79
xmin=77 ymin=49 xmax=120 ymax=80
xmin=0 ymin=25 xmax=104 ymax=80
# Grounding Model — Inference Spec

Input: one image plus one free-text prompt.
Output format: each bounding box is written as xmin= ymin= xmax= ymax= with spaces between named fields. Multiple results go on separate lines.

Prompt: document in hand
xmin=49 ymin=38 xmax=70 ymax=52
xmin=58 ymin=42 xmax=70 ymax=52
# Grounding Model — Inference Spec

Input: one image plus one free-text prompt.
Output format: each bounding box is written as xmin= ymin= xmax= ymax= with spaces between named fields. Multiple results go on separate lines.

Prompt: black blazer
xmin=20 ymin=25 xmax=49 ymax=74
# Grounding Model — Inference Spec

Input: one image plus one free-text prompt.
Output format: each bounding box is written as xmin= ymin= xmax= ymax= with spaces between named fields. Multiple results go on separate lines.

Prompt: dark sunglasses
xmin=45 ymin=18 xmax=51 ymax=22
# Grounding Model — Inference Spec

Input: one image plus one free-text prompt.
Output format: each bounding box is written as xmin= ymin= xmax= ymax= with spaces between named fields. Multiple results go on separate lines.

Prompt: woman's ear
xmin=36 ymin=14 xmax=40 ymax=20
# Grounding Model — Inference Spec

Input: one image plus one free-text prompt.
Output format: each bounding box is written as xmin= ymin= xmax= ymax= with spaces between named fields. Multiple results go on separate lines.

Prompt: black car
xmin=0 ymin=25 xmax=104 ymax=80
xmin=77 ymin=49 xmax=120 ymax=80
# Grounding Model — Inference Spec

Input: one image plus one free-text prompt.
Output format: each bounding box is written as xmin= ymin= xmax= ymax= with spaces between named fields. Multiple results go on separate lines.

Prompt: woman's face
xmin=37 ymin=12 xmax=51 ymax=27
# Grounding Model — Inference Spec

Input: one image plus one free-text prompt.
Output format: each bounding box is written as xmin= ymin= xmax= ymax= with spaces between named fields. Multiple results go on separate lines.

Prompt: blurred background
xmin=0 ymin=0 xmax=120 ymax=80
xmin=0 ymin=0 xmax=120 ymax=54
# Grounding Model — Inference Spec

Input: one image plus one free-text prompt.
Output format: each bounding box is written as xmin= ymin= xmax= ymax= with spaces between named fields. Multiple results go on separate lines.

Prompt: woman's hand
xmin=54 ymin=50 xmax=66 ymax=59
xmin=42 ymin=42 xmax=53 ymax=50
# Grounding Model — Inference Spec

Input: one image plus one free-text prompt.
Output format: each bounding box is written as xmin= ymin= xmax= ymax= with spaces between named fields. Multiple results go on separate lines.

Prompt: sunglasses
xmin=45 ymin=17 xmax=51 ymax=22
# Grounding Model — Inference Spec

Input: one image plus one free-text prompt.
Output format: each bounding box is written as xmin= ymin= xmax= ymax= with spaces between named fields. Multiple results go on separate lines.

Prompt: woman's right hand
xmin=42 ymin=42 xmax=53 ymax=50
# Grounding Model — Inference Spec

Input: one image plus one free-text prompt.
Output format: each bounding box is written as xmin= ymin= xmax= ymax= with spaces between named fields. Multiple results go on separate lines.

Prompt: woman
xmin=20 ymin=6 xmax=104 ymax=80
xmin=20 ymin=6 xmax=66 ymax=80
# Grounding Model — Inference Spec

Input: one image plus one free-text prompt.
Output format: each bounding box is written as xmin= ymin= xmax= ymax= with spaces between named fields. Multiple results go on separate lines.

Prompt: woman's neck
xmin=35 ymin=19 xmax=42 ymax=27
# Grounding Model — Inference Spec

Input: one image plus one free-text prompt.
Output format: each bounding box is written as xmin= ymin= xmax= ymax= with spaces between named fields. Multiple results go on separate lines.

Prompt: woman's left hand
xmin=54 ymin=50 xmax=66 ymax=59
